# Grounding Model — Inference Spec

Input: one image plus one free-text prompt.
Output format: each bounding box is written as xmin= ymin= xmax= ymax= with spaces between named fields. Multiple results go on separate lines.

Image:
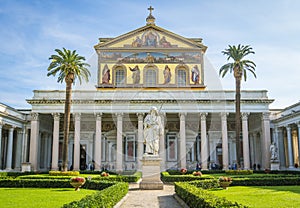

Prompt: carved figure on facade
xmin=191 ymin=65 xmax=200 ymax=84
xmin=143 ymin=107 xmax=163 ymax=155
xmin=163 ymin=65 xmax=171 ymax=84
xmin=129 ymin=65 xmax=140 ymax=84
xmin=270 ymin=142 xmax=279 ymax=161
xmin=102 ymin=64 xmax=111 ymax=84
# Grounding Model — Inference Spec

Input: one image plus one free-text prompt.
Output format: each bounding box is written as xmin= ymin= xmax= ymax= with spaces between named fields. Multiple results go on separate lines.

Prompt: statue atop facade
xmin=143 ymin=107 xmax=163 ymax=155
xmin=270 ymin=142 xmax=279 ymax=161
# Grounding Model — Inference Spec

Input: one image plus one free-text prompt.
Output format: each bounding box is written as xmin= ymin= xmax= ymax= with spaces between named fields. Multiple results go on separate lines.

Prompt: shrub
xmin=161 ymin=171 xmax=213 ymax=183
xmin=49 ymin=171 xmax=79 ymax=176
xmin=225 ymin=170 xmax=253 ymax=175
xmin=62 ymin=182 xmax=128 ymax=208
xmin=175 ymin=182 xmax=247 ymax=208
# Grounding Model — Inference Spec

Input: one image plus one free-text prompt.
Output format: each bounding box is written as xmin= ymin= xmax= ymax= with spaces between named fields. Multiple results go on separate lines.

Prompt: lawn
xmin=209 ymin=186 xmax=300 ymax=208
xmin=0 ymin=188 xmax=97 ymax=208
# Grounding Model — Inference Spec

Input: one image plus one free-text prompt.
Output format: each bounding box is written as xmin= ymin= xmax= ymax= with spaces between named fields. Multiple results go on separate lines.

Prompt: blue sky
xmin=0 ymin=0 xmax=299 ymax=109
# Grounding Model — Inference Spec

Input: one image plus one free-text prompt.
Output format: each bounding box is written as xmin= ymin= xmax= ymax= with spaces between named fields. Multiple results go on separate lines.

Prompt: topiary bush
xmin=49 ymin=171 xmax=80 ymax=176
xmin=175 ymin=182 xmax=247 ymax=208
xmin=161 ymin=171 xmax=214 ymax=183
xmin=62 ymin=182 xmax=128 ymax=208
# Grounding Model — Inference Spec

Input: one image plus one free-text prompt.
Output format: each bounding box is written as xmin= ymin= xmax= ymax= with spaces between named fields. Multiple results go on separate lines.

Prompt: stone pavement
xmin=115 ymin=184 xmax=187 ymax=208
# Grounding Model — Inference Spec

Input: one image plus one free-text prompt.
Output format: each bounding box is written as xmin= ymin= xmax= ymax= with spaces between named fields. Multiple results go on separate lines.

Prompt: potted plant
xmin=193 ymin=171 xmax=202 ymax=176
xmin=101 ymin=171 xmax=110 ymax=177
xmin=180 ymin=168 xmax=187 ymax=175
xmin=218 ymin=176 xmax=232 ymax=189
xmin=70 ymin=176 xmax=86 ymax=191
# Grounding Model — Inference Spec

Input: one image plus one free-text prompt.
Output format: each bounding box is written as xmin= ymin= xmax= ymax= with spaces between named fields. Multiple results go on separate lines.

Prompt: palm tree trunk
xmin=235 ymin=76 xmax=241 ymax=168
xmin=62 ymin=73 xmax=74 ymax=172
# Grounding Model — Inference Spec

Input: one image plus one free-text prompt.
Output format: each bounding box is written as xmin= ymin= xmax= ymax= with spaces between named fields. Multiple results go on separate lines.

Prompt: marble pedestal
xmin=140 ymin=155 xmax=163 ymax=190
xmin=270 ymin=161 xmax=280 ymax=171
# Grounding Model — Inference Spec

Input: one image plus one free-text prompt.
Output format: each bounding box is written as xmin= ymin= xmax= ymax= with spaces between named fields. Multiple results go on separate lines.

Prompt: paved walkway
xmin=116 ymin=184 xmax=185 ymax=208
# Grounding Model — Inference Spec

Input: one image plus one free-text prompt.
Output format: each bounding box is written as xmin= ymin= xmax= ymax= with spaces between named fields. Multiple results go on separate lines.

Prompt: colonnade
xmin=27 ymin=111 xmax=272 ymax=172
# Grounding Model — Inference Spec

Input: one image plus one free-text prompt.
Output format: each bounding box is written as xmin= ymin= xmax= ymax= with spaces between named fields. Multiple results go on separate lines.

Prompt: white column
xmin=116 ymin=113 xmax=123 ymax=172
xmin=179 ymin=113 xmax=186 ymax=169
xmin=0 ymin=123 xmax=3 ymax=169
xmin=15 ymin=130 xmax=23 ymax=170
xmin=29 ymin=113 xmax=39 ymax=171
xmin=51 ymin=113 xmax=60 ymax=170
xmin=21 ymin=127 xmax=28 ymax=163
xmin=94 ymin=113 xmax=102 ymax=171
xmin=297 ymin=123 xmax=300 ymax=165
xmin=221 ymin=113 xmax=229 ymax=170
xmin=6 ymin=127 xmax=14 ymax=170
xmin=73 ymin=113 xmax=81 ymax=171
xmin=200 ymin=113 xmax=208 ymax=170
xmin=159 ymin=113 xmax=166 ymax=171
xmin=242 ymin=112 xmax=250 ymax=169
xmin=137 ymin=113 xmax=144 ymax=171
xmin=261 ymin=112 xmax=271 ymax=169
xmin=286 ymin=126 xmax=294 ymax=168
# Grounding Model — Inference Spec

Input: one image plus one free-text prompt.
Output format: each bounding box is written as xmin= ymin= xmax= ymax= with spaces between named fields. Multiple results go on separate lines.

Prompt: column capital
xmin=74 ymin=113 xmax=81 ymax=121
xmin=30 ymin=112 xmax=39 ymax=121
xmin=52 ymin=113 xmax=60 ymax=121
xmin=136 ymin=113 xmax=144 ymax=121
xmin=200 ymin=112 xmax=208 ymax=120
xmin=95 ymin=113 xmax=102 ymax=121
xmin=241 ymin=112 xmax=250 ymax=120
xmin=220 ymin=112 xmax=229 ymax=119
xmin=261 ymin=112 xmax=270 ymax=120
xmin=285 ymin=125 xmax=292 ymax=131
xmin=115 ymin=113 xmax=123 ymax=118
xmin=179 ymin=112 xmax=187 ymax=119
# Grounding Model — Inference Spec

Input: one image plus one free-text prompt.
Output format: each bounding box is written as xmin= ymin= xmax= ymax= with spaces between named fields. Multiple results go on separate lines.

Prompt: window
xmin=115 ymin=69 xmax=125 ymax=86
xmin=125 ymin=134 xmax=136 ymax=161
xmin=145 ymin=69 xmax=157 ymax=86
xmin=167 ymin=134 xmax=177 ymax=161
xmin=177 ymin=69 xmax=187 ymax=86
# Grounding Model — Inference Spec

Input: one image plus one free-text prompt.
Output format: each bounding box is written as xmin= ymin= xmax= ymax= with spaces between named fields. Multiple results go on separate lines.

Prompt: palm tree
xmin=219 ymin=44 xmax=256 ymax=167
xmin=47 ymin=48 xmax=90 ymax=171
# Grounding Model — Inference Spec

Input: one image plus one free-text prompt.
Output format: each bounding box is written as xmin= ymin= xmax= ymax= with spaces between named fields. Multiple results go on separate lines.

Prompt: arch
xmin=112 ymin=64 xmax=127 ymax=87
xmin=143 ymin=64 xmax=159 ymax=86
xmin=175 ymin=65 xmax=189 ymax=86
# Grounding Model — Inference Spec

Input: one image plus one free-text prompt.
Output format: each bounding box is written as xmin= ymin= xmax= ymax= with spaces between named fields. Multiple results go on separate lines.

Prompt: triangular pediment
xmin=94 ymin=24 xmax=207 ymax=51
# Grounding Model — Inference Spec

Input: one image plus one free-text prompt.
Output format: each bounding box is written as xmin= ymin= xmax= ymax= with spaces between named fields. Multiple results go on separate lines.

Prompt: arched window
xmin=177 ymin=68 xmax=187 ymax=86
xmin=114 ymin=67 xmax=125 ymax=86
xmin=144 ymin=69 xmax=157 ymax=86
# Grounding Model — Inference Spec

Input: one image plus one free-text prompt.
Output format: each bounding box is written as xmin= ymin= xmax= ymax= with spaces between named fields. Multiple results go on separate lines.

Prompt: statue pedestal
xmin=271 ymin=161 xmax=280 ymax=170
xmin=140 ymin=155 xmax=163 ymax=190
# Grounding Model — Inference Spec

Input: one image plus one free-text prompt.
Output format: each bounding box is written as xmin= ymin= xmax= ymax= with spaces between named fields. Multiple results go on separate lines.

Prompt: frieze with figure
xmin=100 ymin=52 xmax=201 ymax=64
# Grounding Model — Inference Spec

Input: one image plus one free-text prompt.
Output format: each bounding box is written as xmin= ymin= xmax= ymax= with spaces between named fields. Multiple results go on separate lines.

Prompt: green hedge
xmin=225 ymin=170 xmax=253 ymax=175
xmin=92 ymin=171 xmax=141 ymax=183
xmin=161 ymin=171 xmax=214 ymax=183
xmin=0 ymin=179 xmax=116 ymax=190
xmin=231 ymin=177 xmax=300 ymax=186
xmin=175 ymin=182 xmax=247 ymax=208
xmin=49 ymin=171 xmax=80 ymax=176
xmin=62 ymin=182 xmax=128 ymax=208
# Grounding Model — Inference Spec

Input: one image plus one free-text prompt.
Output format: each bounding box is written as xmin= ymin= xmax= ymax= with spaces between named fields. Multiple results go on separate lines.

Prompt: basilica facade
xmin=2 ymin=9 xmax=295 ymax=173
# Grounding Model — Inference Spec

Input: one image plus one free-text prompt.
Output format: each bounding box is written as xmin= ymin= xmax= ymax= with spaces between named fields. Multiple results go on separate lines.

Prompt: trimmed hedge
xmin=49 ymin=171 xmax=80 ymax=176
xmin=231 ymin=177 xmax=300 ymax=186
xmin=161 ymin=171 xmax=214 ymax=183
xmin=175 ymin=182 xmax=247 ymax=208
xmin=92 ymin=171 xmax=141 ymax=183
xmin=62 ymin=182 xmax=128 ymax=208
xmin=0 ymin=179 xmax=116 ymax=190
xmin=225 ymin=170 xmax=253 ymax=175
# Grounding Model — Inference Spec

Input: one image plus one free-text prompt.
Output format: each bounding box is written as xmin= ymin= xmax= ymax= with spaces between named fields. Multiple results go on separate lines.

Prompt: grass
xmin=209 ymin=186 xmax=300 ymax=208
xmin=0 ymin=188 xmax=97 ymax=208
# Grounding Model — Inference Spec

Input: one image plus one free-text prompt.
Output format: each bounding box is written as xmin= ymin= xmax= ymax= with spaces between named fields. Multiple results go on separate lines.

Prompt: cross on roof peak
xmin=148 ymin=6 xmax=154 ymax=15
